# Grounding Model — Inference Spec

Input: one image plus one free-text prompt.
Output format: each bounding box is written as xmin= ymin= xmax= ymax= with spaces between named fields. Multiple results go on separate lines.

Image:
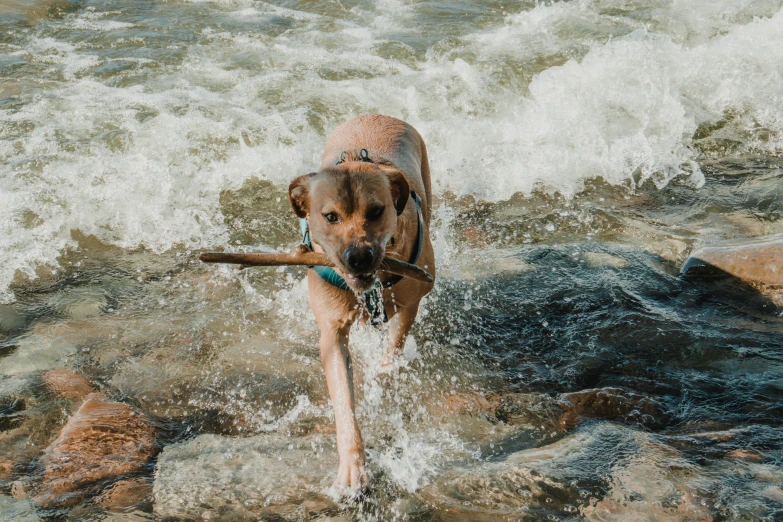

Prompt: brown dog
xmin=288 ymin=114 xmax=435 ymax=494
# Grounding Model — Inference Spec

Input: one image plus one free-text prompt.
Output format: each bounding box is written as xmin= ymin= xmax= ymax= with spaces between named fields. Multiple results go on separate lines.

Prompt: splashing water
xmin=1 ymin=0 xmax=783 ymax=520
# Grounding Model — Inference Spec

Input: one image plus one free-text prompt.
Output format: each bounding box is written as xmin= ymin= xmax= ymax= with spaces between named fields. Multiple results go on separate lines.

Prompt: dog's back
xmin=320 ymin=114 xmax=432 ymax=221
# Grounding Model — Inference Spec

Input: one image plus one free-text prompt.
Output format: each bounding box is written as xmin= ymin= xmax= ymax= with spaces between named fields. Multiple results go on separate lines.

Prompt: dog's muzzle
xmin=342 ymin=245 xmax=380 ymax=290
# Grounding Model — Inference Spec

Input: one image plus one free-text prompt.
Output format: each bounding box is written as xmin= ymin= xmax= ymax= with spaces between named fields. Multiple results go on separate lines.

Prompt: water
xmin=1 ymin=0 xmax=783 ymax=520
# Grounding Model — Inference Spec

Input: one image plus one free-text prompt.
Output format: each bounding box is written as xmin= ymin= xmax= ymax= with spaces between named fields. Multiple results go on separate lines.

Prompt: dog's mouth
xmin=343 ymin=271 xmax=378 ymax=292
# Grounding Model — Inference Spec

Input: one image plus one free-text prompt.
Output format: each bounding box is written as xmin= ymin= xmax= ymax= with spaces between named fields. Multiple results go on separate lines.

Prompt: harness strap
xmin=378 ymin=190 xmax=423 ymax=289
xmin=299 ymin=219 xmax=350 ymax=290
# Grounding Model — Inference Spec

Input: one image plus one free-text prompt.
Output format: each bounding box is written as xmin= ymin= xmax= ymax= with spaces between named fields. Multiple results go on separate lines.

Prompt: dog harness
xmin=298 ymin=148 xmax=425 ymax=324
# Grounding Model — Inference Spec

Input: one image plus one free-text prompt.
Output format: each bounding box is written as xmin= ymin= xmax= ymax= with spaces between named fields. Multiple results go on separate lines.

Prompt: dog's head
xmin=289 ymin=162 xmax=409 ymax=292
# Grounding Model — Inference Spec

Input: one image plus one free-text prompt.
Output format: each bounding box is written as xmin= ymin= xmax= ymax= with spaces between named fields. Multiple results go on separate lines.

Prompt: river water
xmin=1 ymin=0 xmax=783 ymax=520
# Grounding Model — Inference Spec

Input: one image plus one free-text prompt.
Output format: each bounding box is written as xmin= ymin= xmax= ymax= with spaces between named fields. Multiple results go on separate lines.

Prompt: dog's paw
xmin=329 ymin=453 xmax=369 ymax=500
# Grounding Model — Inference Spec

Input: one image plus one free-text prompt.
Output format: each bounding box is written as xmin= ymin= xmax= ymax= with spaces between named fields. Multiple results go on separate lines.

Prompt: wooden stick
xmin=199 ymin=250 xmax=434 ymax=284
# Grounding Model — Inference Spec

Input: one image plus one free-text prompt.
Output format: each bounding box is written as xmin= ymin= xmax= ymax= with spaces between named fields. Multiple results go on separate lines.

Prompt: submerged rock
xmin=422 ymin=423 xmax=712 ymax=521
xmin=420 ymin=423 xmax=637 ymax=518
xmin=557 ymin=387 xmax=671 ymax=432
xmin=0 ymin=397 xmax=26 ymax=432
xmin=98 ymin=477 xmax=154 ymax=513
xmin=41 ymin=369 xmax=94 ymax=401
xmin=1 ymin=427 xmax=51 ymax=490
xmin=0 ymin=375 xmax=33 ymax=398
xmin=441 ymin=392 xmax=501 ymax=417
xmin=583 ymin=252 xmax=629 ymax=269
xmin=0 ymin=0 xmax=80 ymax=21
xmin=153 ymin=433 xmax=338 ymax=520
xmin=495 ymin=393 xmax=562 ymax=430
xmin=581 ymin=449 xmax=711 ymax=521
xmin=0 ymin=334 xmax=75 ymax=377
xmin=0 ymin=495 xmax=41 ymax=522
xmin=35 ymin=394 xmax=157 ymax=508
xmin=0 ymin=460 xmax=12 ymax=481
xmin=0 ymin=305 xmax=26 ymax=334
xmin=435 ymin=392 xmax=563 ymax=432
xmin=681 ymin=234 xmax=783 ymax=287
xmin=725 ymin=449 xmax=764 ymax=462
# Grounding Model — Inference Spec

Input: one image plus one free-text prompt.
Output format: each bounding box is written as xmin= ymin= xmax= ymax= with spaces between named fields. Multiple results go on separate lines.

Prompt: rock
xmin=153 ymin=433 xmax=338 ymax=520
xmin=495 ymin=393 xmax=562 ymax=430
xmin=421 ymin=392 xmax=562 ymax=457
xmin=0 ymin=397 xmax=25 ymax=431
xmin=583 ymin=252 xmax=629 ymax=269
xmin=11 ymin=480 xmax=28 ymax=500
xmin=681 ymin=234 xmax=783 ymax=287
xmin=582 ymin=452 xmax=712 ymax=521
xmin=0 ymin=428 xmax=40 ymax=488
xmin=0 ymin=460 xmax=12 ymax=481
xmin=583 ymin=431 xmax=783 ymax=521
xmin=687 ymin=428 xmax=745 ymax=443
xmin=0 ymin=375 xmax=32 ymax=398
xmin=420 ymin=423 xmax=638 ymax=518
xmin=726 ymin=449 xmax=764 ymax=462
xmin=98 ymin=478 xmax=153 ymax=513
xmin=41 ymin=369 xmax=94 ymax=401
xmin=422 ymin=423 xmax=713 ymax=521
xmin=441 ymin=392 xmax=500 ymax=416
xmin=55 ymin=287 xmax=108 ymax=320
xmin=558 ymin=411 xmax=582 ymax=431
xmin=557 ymin=388 xmax=671 ymax=431
xmin=0 ymin=334 xmax=75 ymax=377
xmin=761 ymin=485 xmax=783 ymax=503
xmin=0 ymin=0 xmax=79 ymax=21
xmin=0 ymin=305 xmax=26 ymax=334
xmin=639 ymin=237 xmax=690 ymax=266
xmin=35 ymin=394 xmax=157 ymax=508
xmin=0 ymin=495 xmax=41 ymax=522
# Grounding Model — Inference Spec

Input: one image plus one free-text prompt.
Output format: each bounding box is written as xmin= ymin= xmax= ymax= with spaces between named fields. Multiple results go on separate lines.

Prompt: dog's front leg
xmin=319 ymin=323 xmax=368 ymax=493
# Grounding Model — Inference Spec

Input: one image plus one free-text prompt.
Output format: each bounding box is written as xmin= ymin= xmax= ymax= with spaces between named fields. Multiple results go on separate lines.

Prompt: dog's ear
xmin=385 ymin=170 xmax=410 ymax=216
xmin=288 ymin=174 xmax=314 ymax=218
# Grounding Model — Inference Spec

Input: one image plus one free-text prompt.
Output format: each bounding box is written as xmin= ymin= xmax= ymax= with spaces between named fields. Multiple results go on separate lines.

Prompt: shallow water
xmin=1 ymin=0 xmax=783 ymax=520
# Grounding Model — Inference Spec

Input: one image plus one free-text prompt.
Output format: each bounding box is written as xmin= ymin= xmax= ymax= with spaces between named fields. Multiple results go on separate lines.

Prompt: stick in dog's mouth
xmin=199 ymin=250 xmax=433 ymax=284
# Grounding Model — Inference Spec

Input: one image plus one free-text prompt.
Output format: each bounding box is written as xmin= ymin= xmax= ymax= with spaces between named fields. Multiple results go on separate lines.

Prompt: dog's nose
xmin=343 ymin=245 xmax=375 ymax=273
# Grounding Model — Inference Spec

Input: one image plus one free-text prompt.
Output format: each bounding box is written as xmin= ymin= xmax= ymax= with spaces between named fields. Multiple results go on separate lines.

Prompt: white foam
xmin=424 ymin=8 xmax=783 ymax=198
xmin=67 ymin=10 xmax=135 ymax=31
xmin=370 ymin=429 xmax=466 ymax=492
xmin=2 ymin=1 xmax=783 ymax=301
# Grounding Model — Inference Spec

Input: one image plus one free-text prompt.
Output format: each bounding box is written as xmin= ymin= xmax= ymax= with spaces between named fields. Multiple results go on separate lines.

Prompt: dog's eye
xmin=323 ymin=212 xmax=340 ymax=224
xmin=367 ymin=206 xmax=385 ymax=221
